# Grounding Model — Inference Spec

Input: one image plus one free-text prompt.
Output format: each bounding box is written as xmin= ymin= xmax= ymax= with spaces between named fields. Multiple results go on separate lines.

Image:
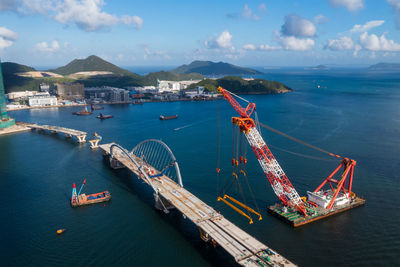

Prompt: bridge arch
xmin=131 ymin=139 xmax=183 ymax=187
xmin=109 ymin=143 xmax=159 ymax=193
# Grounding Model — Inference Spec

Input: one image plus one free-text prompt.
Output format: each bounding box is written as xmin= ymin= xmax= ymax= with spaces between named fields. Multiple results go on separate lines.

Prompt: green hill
xmin=50 ymin=55 xmax=137 ymax=76
xmin=171 ymin=60 xmax=263 ymax=76
xmin=1 ymin=62 xmax=40 ymax=93
xmin=188 ymin=76 xmax=292 ymax=94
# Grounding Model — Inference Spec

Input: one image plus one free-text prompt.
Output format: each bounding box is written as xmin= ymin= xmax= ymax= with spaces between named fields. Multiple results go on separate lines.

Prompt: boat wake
xmin=174 ymin=118 xmax=214 ymax=131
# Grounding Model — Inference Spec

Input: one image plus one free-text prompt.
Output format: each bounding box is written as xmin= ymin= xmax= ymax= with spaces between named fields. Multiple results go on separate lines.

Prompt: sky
xmin=1 ymin=0 xmax=400 ymax=67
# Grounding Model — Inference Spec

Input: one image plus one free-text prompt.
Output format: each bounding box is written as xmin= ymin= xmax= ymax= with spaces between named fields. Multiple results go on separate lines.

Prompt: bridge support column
xmin=109 ymin=157 xmax=125 ymax=169
xmin=65 ymin=133 xmax=72 ymax=138
xmin=88 ymin=139 xmax=100 ymax=149
xmin=154 ymin=193 xmax=174 ymax=213
xmin=77 ymin=135 xmax=86 ymax=143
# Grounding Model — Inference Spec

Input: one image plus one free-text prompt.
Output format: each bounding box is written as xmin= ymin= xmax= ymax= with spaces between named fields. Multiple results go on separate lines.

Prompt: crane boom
xmin=218 ymin=86 xmax=307 ymax=216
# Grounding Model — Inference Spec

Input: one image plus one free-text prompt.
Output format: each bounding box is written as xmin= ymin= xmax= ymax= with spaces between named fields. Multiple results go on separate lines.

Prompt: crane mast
xmin=218 ymin=86 xmax=307 ymax=216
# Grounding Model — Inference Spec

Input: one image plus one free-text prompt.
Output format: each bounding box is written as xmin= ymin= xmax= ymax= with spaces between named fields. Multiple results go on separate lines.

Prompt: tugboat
xmin=91 ymin=104 xmax=104 ymax=110
xmin=72 ymin=105 xmax=92 ymax=116
xmin=159 ymin=115 xmax=178 ymax=120
xmin=71 ymin=179 xmax=111 ymax=207
xmin=96 ymin=113 xmax=114 ymax=120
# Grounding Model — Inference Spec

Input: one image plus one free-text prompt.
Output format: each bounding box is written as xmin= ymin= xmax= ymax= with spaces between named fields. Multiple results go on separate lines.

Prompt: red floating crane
xmin=217 ymin=86 xmax=365 ymax=223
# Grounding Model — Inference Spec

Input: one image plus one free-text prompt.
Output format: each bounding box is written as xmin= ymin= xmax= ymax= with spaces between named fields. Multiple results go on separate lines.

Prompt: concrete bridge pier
xmin=65 ymin=133 xmax=72 ymax=138
xmin=77 ymin=135 xmax=86 ymax=143
xmin=88 ymin=139 xmax=100 ymax=149
xmin=109 ymin=157 xmax=125 ymax=169
xmin=154 ymin=193 xmax=175 ymax=214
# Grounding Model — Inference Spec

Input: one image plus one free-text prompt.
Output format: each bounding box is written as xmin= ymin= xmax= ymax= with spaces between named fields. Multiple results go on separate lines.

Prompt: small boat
xmin=96 ymin=113 xmax=114 ymax=120
xmin=159 ymin=115 xmax=178 ymax=120
xmin=57 ymin=229 xmax=66 ymax=235
xmin=71 ymin=181 xmax=111 ymax=207
xmin=91 ymin=104 xmax=104 ymax=110
xmin=72 ymin=105 xmax=92 ymax=116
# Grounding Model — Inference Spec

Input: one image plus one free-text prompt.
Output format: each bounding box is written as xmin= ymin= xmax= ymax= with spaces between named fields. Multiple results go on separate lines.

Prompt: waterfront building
xmin=0 ymin=59 xmax=15 ymax=128
xmin=156 ymin=79 xmax=201 ymax=93
xmin=56 ymin=83 xmax=84 ymax=100
xmin=7 ymin=91 xmax=37 ymax=101
xmin=126 ymin=86 xmax=156 ymax=93
xmin=85 ymin=86 xmax=130 ymax=102
xmin=28 ymin=92 xmax=58 ymax=107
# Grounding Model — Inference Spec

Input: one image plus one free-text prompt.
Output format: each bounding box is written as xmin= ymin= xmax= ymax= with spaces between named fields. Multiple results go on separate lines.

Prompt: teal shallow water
xmin=1 ymin=71 xmax=400 ymax=266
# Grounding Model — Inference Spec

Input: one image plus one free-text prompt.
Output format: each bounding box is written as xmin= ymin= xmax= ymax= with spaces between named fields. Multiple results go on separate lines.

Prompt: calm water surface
xmin=1 ymin=70 xmax=400 ymax=266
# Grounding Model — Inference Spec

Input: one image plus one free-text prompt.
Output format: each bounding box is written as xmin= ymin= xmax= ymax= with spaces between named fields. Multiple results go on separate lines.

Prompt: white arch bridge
xmin=100 ymin=140 xmax=295 ymax=267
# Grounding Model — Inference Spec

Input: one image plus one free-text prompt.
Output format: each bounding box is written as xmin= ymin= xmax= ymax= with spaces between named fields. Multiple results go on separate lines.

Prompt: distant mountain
xmin=171 ymin=60 xmax=263 ymax=75
xmin=50 ymin=55 xmax=137 ymax=76
xmin=188 ymin=76 xmax=292 ymax=94
xmin=368 ymin=63 xmax=400 ymax=71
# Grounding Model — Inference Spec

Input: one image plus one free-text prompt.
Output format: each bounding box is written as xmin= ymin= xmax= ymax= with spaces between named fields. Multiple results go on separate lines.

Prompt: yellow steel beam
xmin=217 ymin=196 xmax=253 ymax=224
xmin=223 ymin=194 xmax=262 ymax=221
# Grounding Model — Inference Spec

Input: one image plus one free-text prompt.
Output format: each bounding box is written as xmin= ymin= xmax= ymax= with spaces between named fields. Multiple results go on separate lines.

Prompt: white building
xmin=157 ymin=79 xmax=201 ymax=93
xmin=28 ymin=92 xmax=58 ymax=107
xmin=7 ymin=91 xmax=37 ymax=101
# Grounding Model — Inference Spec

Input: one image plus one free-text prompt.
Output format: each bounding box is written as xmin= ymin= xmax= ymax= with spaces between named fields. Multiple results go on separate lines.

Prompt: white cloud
xmin=242 ymin=4 xmax=260 ymax=20
xmin=120 ymin=15 xmax=143 ymax=29
xmin=2 ymin=0 xmax=143 ymax=32
xmin=35 ymin=40 xmax=61 ymax=52
xmin=278 ymin=35 xmax=315 ymax=51
xmin=325 ymin=36 xmax=354 ymax=50
xmin=242 ymin=43 xmax=281 ymax=51
xmin=0 ymin=26 xmax=17 ymax=50
xmin=258 ymin=3 xmax=267 ymax=12
xmin=0 ymin=26 xmax=18 ymax=40
xmin=314 ymin=14 xmax=328 ymax=24
xmin=205 ymin=31 xmax=234 ymax=50
xmin=350 ymin=20 xmax=385 ymax=32
xmin=281 ymin=14 xmax=316 ymax=37
xmin=329 ymin=0 xmax=364 ymax=11
xmin=359 ymin=32 xmax=400 ymax=52
xmin=243 ymin=43 xmax=256 ymax=50
xmin=387 ymin=0 xmax=400 ymax=29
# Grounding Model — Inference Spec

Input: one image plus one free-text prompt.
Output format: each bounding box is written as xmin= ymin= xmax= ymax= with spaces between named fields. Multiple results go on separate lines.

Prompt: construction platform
xmin=0 ymin=122 xmax=30 ymax=136
xmin=268 ymin=197 xmax=366 ymax=227
xmin=100 ymin=142 xmax=296 ymax=267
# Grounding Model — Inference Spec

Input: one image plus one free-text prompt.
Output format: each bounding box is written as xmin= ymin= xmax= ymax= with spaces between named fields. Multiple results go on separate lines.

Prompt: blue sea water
xmin=1 ymin=69 xmax=400 ymax=266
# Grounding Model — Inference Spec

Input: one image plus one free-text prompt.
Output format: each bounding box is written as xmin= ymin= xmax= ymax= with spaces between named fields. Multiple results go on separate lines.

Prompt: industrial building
xmin=56 ymin=83 xmax=84 ymax=100
xmin=85 ymin=86 xmax=130 ymax=102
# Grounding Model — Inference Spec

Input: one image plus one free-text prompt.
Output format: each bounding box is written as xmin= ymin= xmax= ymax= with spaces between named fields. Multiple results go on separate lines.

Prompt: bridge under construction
xmin=100 ymin=141 xmax=296 ymax=267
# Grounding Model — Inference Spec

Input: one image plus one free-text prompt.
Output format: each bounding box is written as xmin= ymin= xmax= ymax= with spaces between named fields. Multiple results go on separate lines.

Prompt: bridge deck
xmin=25 ymin=123 xmax=87 ymax=142
xmin=100 ymin=143 xmax=296 ymax=267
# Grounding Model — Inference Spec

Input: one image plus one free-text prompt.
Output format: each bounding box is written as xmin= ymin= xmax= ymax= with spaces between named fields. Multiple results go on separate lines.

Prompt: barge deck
xmin=268 ymin=197 xmax=366 ymax=227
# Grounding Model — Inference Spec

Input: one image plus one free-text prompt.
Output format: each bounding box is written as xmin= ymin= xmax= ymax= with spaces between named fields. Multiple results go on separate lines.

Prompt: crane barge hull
xmin=268 ymin=196 xmax=365 ymax=227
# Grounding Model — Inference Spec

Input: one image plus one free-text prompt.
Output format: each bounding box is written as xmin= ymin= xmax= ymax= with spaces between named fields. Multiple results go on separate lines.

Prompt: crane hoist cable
xmin=217 ymin=121 xmax=262 ymax=224
xmin=258 ymin=122 xmax=342 ymax=159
